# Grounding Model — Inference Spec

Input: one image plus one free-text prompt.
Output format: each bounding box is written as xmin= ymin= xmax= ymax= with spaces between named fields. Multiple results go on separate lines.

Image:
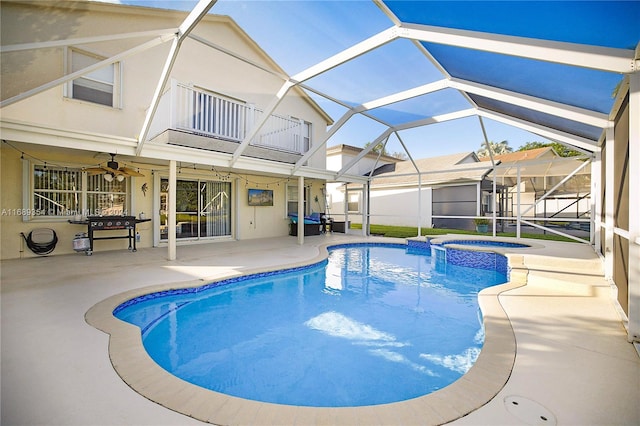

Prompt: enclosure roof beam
xmin=478 ymin=109 xmax=600 ymax=153
xmin=1 ymin=36 xmax=172 ymax=109
xmin=291 ymin=26 xmax=399 ymax=83
xmin=392 ymin=108 xmax=477 ymax=132
xmin=336 ymin=128 xmax=394 ymax=179
xmin=356 ymin=79 xmax=449 ymax=112
xmin=136 ymin=0 xmax=217 ymax=156
xmin=398 ymin=22 xmax=636 ymax=73
xmin=0 ymin=28 xmax=178 ymax=53
xmin=449 ymin=78 xmax=610 ymax=128
xmin=292 ymin=110 xmax=356 ymax=174
xmin=230 ymin=80 xmax=296 ymax=166
xmin=231 ymin=26 xmax=398 ymax=166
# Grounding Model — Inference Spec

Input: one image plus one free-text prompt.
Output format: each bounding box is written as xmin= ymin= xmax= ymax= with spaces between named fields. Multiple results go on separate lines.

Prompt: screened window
xmin=67 ymin=49 xmax=119 ymax=107
xmin=87 ymin=174 xmax=127 ymax=216
xmin=29 ymin=164 xmax=129 ymax=218
xmin=33 ymin=166 xmax=82 ymax=216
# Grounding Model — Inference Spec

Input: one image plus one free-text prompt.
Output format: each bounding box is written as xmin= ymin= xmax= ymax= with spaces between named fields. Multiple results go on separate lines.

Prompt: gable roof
xmin=326 ymin=144 xmax=402 ymax=163
xmin=371 ymin=151 xmax=493 ymax=187
xmin=479 ymin=147 xmax=556 ymax=163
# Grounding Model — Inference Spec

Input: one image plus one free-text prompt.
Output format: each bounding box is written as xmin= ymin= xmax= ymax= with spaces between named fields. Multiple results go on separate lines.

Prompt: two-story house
xmin=0 ymin=0 xmax=335 ymax=259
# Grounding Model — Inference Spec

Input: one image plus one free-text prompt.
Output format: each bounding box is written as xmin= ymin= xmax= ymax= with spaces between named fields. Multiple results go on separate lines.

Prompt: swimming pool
xmin=115 ymin=243 xmax=507 ymax=407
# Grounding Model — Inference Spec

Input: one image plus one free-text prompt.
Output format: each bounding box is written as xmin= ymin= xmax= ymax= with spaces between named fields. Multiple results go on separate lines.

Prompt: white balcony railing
xmin=156 ymin=81 xmax=309 ymax=155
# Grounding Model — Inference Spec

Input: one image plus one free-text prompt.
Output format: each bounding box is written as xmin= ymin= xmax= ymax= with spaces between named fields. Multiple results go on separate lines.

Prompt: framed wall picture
xmin=248 ymin=188 xmax=274 ymax=206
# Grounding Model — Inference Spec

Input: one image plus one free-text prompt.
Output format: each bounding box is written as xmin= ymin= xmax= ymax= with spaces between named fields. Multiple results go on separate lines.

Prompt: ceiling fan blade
xmin=119 ymin=167 xmax=145 ymax=177
xmin=85 ymin=167 xmax=107 ymax=175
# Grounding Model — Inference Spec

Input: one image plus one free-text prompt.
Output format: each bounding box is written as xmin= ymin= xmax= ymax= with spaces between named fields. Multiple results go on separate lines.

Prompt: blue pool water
xmin=115 ymin=244 xmax=507 ymax=407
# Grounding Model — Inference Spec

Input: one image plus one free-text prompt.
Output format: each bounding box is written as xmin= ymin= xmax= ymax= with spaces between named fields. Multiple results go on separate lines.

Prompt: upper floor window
xmin=302 ymin=121 xmax=311 ymax=153
xmin=66 ymin=49 xmax=120 ymax=107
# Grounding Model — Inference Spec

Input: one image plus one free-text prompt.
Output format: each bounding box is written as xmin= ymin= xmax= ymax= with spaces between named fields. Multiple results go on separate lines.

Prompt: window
xmin=87 ymin=173 xmax=127 ymax=216
xmin=28 ymin=163 xmax=129 ymax=218
xmin=67 ymin=49 xmax=120 ymax=107
xmin=33 ymin=166 xmax=82 ymax=216
xmin=286 ymin=184 xmax=309 ymax=216
xmin=302 ymin=121 xmax=311 ymax=153
xmin=291 ymin=118 xmax=312 ymax=154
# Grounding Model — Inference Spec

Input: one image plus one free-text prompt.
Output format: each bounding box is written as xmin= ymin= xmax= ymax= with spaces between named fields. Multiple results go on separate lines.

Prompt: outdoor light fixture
xmin=103 ymin=172 xmax=125 ymax=182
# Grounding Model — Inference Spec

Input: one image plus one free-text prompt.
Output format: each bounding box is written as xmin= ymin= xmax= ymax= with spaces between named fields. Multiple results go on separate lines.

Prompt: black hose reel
xmin=20 ymin=228 xmax=58 ymax=255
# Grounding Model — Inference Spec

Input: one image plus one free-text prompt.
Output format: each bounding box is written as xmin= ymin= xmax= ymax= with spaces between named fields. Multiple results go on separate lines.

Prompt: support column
xmin=516 ymin=165 xmax=521 ymax=239
xmin=417 ymin=173 xmax=422 ymax=237
xmin=492 ymin=167 xmax=497 ymax=236
xmin=628 ymin=72 xmax=640 ymax=342
xmin=344 ymin=184 xmax=349 ymax=234
xmin=591 ymin=151 xmax=601 ymax=249
xmin=361 ymin=184 xmax=368 ymax=237
xmin=234 ymin=178 xmax=241 ymax=240
xmin=604 ymin=126 xmax=615 ymax=279
xmin=297 ymin=175 xmax=304 ymax=245
xmin=168 ymin=160 xmax=177 ymax=260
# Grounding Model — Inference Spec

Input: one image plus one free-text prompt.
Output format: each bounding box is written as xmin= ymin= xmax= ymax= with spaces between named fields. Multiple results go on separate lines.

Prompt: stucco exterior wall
xmin=0 ymin=142 xmax=326 ymax=259
xmin=1 ymin=1 xmax=331 ymax=260
xmin=369 ymin=187 xmax=433 ymax=228
xmin=1 ymin=1 xmax=328 ymax=168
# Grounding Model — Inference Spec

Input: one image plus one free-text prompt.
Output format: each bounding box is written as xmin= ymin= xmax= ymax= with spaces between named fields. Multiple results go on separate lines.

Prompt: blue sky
xmin=103 ymin=0 xmax=637 ymax=159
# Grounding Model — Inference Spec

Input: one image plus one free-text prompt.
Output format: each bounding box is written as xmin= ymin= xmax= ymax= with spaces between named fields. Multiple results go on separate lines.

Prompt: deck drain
xmin=504 ymin=395 xmax=556 ymax=425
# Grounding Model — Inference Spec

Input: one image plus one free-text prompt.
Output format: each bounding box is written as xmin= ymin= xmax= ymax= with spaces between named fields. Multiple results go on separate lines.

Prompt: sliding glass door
xmin=160 ymin=178 xmax=231 ymax=240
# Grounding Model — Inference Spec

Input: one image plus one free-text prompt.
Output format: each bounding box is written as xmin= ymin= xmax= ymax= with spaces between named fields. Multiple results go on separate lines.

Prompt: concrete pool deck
xmin=1 ymin=234 xmax=639 ymax=425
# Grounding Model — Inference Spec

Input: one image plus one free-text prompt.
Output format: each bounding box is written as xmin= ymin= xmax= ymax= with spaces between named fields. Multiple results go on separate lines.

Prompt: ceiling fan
xmin=85 ymin=153 xmax=145 ymax=182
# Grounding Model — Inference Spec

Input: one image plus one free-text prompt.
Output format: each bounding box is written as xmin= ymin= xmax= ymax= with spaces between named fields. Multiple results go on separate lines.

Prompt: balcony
xmin=148 ymin=80 xmax=311 ymax=163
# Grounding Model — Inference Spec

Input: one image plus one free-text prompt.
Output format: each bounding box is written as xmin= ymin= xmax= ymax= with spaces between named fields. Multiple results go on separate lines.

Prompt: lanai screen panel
xmin=386 ymin=0 xmax=640 ymax=133
xmin=469 ymin=94 xmax=604 ymax=141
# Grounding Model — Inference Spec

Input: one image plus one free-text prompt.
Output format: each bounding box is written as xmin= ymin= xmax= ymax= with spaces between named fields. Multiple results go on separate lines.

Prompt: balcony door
xmin=160 ymin=178 xmax=231 ymax=240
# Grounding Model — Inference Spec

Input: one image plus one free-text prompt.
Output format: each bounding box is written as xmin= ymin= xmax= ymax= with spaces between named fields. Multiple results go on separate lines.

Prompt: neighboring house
xmin=0 ymin=1 xmax=333 ymax=259
xmin=480 ymin=147 xmax=592 ymax=220
xmin=326 ymin=146 xmax=499 ymax=231
xmin=325 ymin=144 xmax=402 ymax=228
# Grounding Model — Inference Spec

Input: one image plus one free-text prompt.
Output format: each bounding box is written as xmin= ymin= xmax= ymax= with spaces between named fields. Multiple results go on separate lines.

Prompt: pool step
xmin=522 ymin=253 xmax=603 ymax=276
xmin=515 ymin=251 xmax=608 ymax=296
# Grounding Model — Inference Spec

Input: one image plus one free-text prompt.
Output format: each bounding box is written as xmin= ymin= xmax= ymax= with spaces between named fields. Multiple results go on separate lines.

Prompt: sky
xmin=100 ymin=0 xmax=635 ymax=159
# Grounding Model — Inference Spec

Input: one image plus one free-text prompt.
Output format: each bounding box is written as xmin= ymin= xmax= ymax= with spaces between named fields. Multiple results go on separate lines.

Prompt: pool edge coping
xmin=85 ymin=238 xmax=525 ymax=425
